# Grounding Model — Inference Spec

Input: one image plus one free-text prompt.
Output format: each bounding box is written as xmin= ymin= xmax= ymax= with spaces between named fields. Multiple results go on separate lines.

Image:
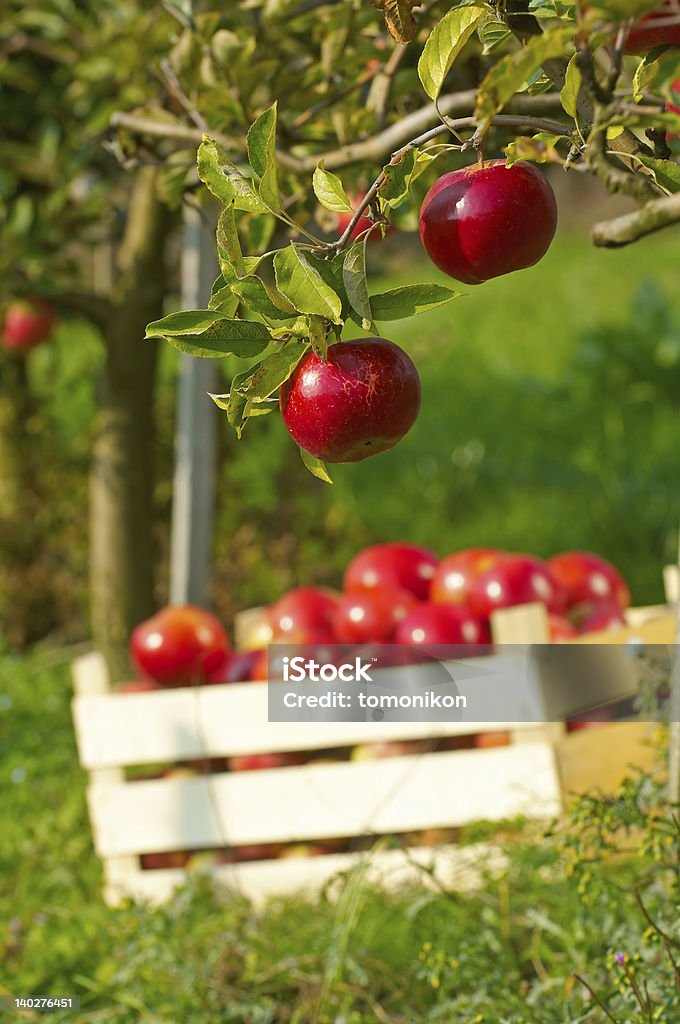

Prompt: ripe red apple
xmin=206 ymin=649 xmax=263 ymax=684
xmin=419 ymin=161 xmax=557 ymax=285
xmin=279 ymin=338 xmax=421 ymax=463
xmin=396 ymin=603 xmax=490 ymax=645
xmin=332 ymin=586 xmax=418 ymax=644
xmin=430 ymin=548 xmax=505 ymax=608
xmin=228 ymin=751 xmax=306 ymax=771
xmin=624 ymin=2 xmax=680 ymax=53
xmin=269 ymin=587 xmax=339 ymax=641
xmin=336 ymin=192 xmax=389 ymax=242
xmin=575 ymin=600 xmax=627 ymax=634
xmin=470 ymin=553 xmax=566 ymax=618
xmin=2 ymin=297 xmax=55 ymax=352
xmin=548 ymin=614 xmax=578 ymax=643
xmin=118 ymin=679 xmax=162 ymax=694
xmin=129 ymin=605 xmax=230 ymax=687
xmin=547 ymin=551 xmax=631 ymax=610
xmin=344 ymin=542 xmax=438 ymax=601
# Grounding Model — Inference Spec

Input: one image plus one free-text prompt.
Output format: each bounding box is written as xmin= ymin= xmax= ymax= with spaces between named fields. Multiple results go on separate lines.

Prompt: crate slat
xmin=87 ymin=743 xmax=560 ymax=857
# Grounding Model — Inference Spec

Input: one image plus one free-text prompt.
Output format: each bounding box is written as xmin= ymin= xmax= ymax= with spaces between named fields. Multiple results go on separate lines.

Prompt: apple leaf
xmin=343 ymin=240 xmax=373 ymax=323
xmin=274 ymin=245 xmax=343 ymax=324
xmin=198 ymin=137 xmax=269 ymax=213
xmin=240 ymin=340 xmax=309 ymax=401
xmin=313 ymin=161 xmax=353 ymax=213
xmin=418 ymin=5 xmax=487 ymax=101
xmin=475 ymin=28 xmax=573 ymax=129
xmin=478 ymin=16 xmax=512 ymax=56
xmin=300 ymin=449 xmax=333 ymax=484
xmin=146 ymin=312 xmax=271 ymax=358
xmin=222 ymin=364 xmax=262 ymax=436
xmin=372 ymin=0 xmax=420 ymax=43
xmin=208 ymin=278 xmax=240 ymax=316
xmin=369 ymin=283 xmax=461 ymax=320
xmin=308 ymin=315 xmax=329 ymax=361
xmin=216 ymin=205 xmax=246 ymax=278
xmin=636 ymin=155 xmax=680 ymax=193
xmin=379 ymin=149 xmax=417 ymax=208
xmin=232 ymin=276 xmax=297 ymax=319
xmin=560 ymin=54 xmax=582 ymax=119
xmin=246 ymin=102 xmax=280 ymax=209
xmin=505 ymin=133 xmax=564 ymax=166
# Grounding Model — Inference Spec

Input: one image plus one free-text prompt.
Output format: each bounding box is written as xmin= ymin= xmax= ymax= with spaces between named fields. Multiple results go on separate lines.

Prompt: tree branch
xmin=592 ymin=191 xmax=680 ymax=247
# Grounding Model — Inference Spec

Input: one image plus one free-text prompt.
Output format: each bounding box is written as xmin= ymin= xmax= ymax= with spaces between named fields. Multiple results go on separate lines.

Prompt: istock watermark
xmin=282 ymin=655 xmax=374 ymax=683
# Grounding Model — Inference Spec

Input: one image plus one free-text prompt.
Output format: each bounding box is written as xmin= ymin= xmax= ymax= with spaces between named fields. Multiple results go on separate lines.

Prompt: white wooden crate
xmin=72 ymin=590 xmax=675 ymax=907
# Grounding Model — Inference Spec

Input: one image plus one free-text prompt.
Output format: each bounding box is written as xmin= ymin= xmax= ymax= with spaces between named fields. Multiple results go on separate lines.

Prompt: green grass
xmin=1 ymin=650 xmax=677 ymax=1022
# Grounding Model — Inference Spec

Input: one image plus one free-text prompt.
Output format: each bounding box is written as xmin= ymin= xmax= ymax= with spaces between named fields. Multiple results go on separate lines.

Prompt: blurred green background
xmin=19 ymin=224 xmax=679 ymax=646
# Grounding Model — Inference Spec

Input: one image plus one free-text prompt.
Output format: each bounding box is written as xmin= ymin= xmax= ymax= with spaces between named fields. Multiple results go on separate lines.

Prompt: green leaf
xmin=246 ymin=102 xmax=280 ymax=209
xmin=475 ymin=28 xmax=573 ymax=129
xmin=505 ymin=133 xmax=564 ymax=166
xmin=269 ymin=315 xmax=315 ymax=340
xmin=274 ymin=245 xmax=343 ymax=323
xmin=636 ymin=155 xmax=680 ymax=193
xmin=369 ymin=283 xmax=461 ymax=320
xmin=197 ymin=137 xmax=269 ymax=213
xmin=232 ymin=276 xmax=297 ymax=319
xmin=209 ymin=393 xmax=229 ymax=411
xmin=343 ymin=241 xmax=373 ymax=322
xmin=478 ymin=16 xmax=512 ymax=56
xmin=146 ymin=312 xmax=271 ymax=358
xmin=308 ymin=315 xmax=329 ymax=360
xmin=208 ymin=284 xmax=240 ymax=316
xmin=418 ymin=5 xmax=487 ymax=101
xmin=313 ymin=161 xmax=353 ymax=213
xmin=241 ymin=340 xmax=309 ymax=401
xmin=560 ymin=54 xmax=581 ymax=119
xmin=300 ymin=449 xmax=333 ymax=484
xmin=378 ymin=150 xmax=417 ymax=208
xmin=247 ymin=214 xmax=277 ymax=254
xmin=216 ymin=205 xmax=245 ymax=277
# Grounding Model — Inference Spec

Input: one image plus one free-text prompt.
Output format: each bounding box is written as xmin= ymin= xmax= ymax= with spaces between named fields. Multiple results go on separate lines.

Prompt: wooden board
xmin=556 ymin=722 xmax=660 ymax=797
xmin=87 ymin=743 xmax=561 ymax=857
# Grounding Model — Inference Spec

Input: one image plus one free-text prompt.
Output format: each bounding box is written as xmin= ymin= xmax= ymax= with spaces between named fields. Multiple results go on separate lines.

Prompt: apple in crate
xmin=141 ymin=851 xmax=191 ymax=869
xmin=206 ymin=649 xmax=263 ymax=684
xmin=234 ymin=843 xmax=284 ymax=862
xmin=575 ymin=600 xmax=626 ymax=634
xmin=547 ymin=551 xmax=630 ymax=610
xmin=344 ymin=542 xmax=439 ymax=601
xmin=130 ymin=605 xmax=230 ymax=686
xmin=470 ymin=553 xmax=566 ymax=617
xmin=332 ymin=586 xmax=418 ymax=644
xmin=395 ymin=603 xmax=490 ymax=645
xmin=118 ymin=679 xmax=162 ymax=693
xmin=430 ymin=548 xmax=504 ymax=608
xmin=268 ymin=587 xmax=339 ymax=642
xmin=548 ymin=615 xmax=578 ymax=643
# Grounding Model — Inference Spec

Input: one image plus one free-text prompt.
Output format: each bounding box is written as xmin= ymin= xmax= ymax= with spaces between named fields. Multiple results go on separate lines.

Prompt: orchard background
xmin=1 ymin=0 xmax=680 ymax=1020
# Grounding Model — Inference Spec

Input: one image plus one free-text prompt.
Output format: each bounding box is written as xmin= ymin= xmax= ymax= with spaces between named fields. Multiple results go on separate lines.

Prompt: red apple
xmin=547 ymin=551 xmax=631 ymax=610
xmin=548 ymin=614 xmax=578 ymax=643
xmin=206 ymin=649 xmax=263 ymax=684
xmin=470 ymin=554 xmax=566 ymax=618
xmin=228 ymin=751 xmax=306 ymax=771
xmin=118 ymin=679 xmax=162 ymax=694
xmin=279 ymin=338 xmax=421 ymax=463
xmin=430 ymin=548 xmax=505 ymax=608
xmin=129 ymin=605 xmax=230 ymax=687
xmin=624 ymin=2 xmax=680 ymax=53
xmin=419 ymin=161 xmax=557 ymax=285
xmin=2 ymin=297 xmax=55 ymax=352
xmin=269 ymin=587 xmax=339 ymax=641
xmin=396 ymin=603 xmax=491 ymax=645
xmin=332 ymin=586 xmax=418 ymax=644
xmin=576 ymin=600 xmax=627 ymax=634
xmin=344 ymin=542 xmax=439 ymax=601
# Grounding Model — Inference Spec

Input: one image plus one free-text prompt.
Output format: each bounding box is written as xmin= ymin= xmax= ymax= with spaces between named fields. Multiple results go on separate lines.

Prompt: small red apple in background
xmin=268 ymin=587 xmax=339 ymax=642
xmin=279 ymin=339 xmax=421 ymax=463
xmin=430 ymin=548 xmax=505 ymax=608
xmin=344 ymin=542 xmax=438 ymax=601
xmin=118 ymin=679 xmax=162 ymax=694
xmin=206 ymin=648 xmax=263 ymax=684
xmin=470 ymin=554 xmax=566 ymax=618
xmin=419 ymin=161 xmax=557 ymax=285
xmin=2 ymin=297 xmax=55 ymax=352
xmin=129 ymin=605 xmax=230 ymax=687
xmin=548 ymin=614 xmax=578 ymax=643
xmin=574 ymin=600 xmax=627 ymax=634
xmin=336 ymin=191 xmax=390 ymax=242
xmin=332 ymin=586 xmax=418 ymax=644
xmin=623 ymin=2 xmax=680 ymax=53
xmin=547 ymin=551 xmax=630 ymax=610
xmin=396 ymin=603 xmax=490 ymax=645
xmin=228 ymin=751 xmax=306 ymax=771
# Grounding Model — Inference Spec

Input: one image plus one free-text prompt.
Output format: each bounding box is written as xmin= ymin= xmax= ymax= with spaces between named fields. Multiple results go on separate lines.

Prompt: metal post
xmin=169 ymin=202 xmax=219 ymax=606
xmin=669 ymin=536 xmax=680 ymax=805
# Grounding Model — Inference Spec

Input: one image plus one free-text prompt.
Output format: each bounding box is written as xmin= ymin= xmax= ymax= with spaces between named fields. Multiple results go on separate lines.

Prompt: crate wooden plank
xmin=556 ymin=722 xmax=659 ymax=796
xmin=101 ymin=841 xmax=508 ymax=907
xmin=87 ymin=743 xmax=560 ymax=857
xmin=72 ymin=653 xmax=550 ymax=769
xmin=573 ymin=613 xmax=675 ymax=646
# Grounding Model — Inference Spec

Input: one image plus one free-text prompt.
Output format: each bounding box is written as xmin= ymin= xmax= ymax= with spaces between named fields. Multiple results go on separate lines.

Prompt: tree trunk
xmin=89 ymin=167 xmax=173 ymax=681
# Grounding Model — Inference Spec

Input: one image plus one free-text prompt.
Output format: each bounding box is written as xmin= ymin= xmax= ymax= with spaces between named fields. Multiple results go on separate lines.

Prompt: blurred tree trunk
xmin=90 ymin=167 xmax=172 ymax=681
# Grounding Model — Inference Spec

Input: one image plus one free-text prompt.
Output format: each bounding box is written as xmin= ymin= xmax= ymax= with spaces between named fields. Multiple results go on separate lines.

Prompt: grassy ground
xmin=1 ymin=650 xmax=677 ymax=1022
